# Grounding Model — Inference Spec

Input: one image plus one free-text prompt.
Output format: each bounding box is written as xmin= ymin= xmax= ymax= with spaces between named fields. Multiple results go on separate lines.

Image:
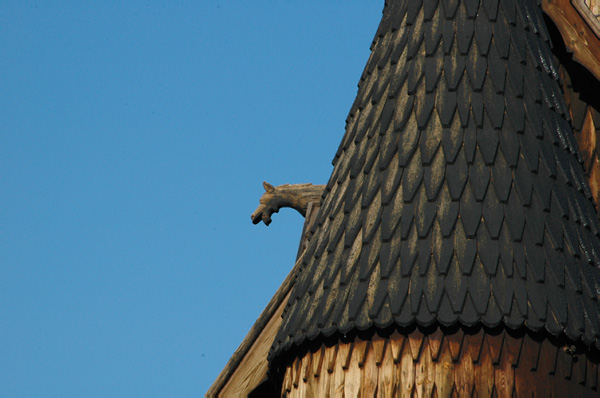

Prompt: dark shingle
xmin=466 ymin=45 xmax=487 ymax=92
xmin=437 ymin=87 xmax=458 ymax=129
xmin=444 ymin=49 xmax=466 ymax=92
xmin=475 ymin=13 xmax=493 ymax=55
xmin=483 ymin=81 xmax=505 ymax=130
xmin=424 ymin=14 xmax=443 ymax=56
xmin=446 ymin=150 xmax=468 ymax=200
xmin=423 ymin=150 xmax=446 ymax=199
xmin=491 ymin=151 xmax=512 ymax=203
xmin=482 ymin=0 xmax=499 ymax=20
xmin=425 ymin=55 xmax=443 ymax=93
xmin=471 ymin=91 xmax=485 ymax=127
xmin=492 ymin=14 xmax=510 ymax=58
xmin=437 ymin=185 xmax=459 ymax=237
xmin=482 ymin=184 xmax=503 ymax=238
xmin=442 ymin=0 xmax=460 ymax=18
xmin=268 ymin=0 xmax=600 ymax=366
xmin=468 ymin=150 xmax=490 ymax=201
xmin=433 ymin=227 xmax=454 ymax=273
xmin=441 ymin=123 xmax=463 ymax=163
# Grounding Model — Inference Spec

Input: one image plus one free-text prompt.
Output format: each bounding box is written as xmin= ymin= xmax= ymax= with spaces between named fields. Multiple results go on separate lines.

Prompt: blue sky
xmin=2 ymin=2 xmax=381 ymax=396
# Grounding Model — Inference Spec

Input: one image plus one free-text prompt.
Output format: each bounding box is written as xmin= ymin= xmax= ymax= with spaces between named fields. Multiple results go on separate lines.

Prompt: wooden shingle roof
xmin=269 ymin=0 xmax=600 ymax=366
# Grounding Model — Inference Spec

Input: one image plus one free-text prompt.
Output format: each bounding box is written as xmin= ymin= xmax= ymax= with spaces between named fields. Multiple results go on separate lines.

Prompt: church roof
xmin=269 ymin=0 xmax=600 ymax=364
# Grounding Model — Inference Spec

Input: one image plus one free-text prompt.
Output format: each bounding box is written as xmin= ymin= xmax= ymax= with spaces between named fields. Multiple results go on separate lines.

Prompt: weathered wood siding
xmin=281 ymin=328 xmax=599 ymax=397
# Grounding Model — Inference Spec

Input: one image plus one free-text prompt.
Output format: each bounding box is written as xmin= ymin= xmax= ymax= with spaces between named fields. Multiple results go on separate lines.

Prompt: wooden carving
xmin=573 ymin=0 xmax=600 ymax=38
xmin=251 ymin=182 xmax=325 ymax=226
xmin=542 ymin=0 xmax=600 ymax=80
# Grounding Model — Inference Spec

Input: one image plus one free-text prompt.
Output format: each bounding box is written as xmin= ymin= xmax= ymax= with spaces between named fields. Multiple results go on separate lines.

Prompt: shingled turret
xmin=267 ymin=0 xmax=600 ymax=394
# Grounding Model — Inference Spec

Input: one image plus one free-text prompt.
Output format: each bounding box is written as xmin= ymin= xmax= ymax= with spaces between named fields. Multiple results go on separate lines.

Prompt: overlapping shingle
xmin=269 ymin=0 xmax=600 ymax=365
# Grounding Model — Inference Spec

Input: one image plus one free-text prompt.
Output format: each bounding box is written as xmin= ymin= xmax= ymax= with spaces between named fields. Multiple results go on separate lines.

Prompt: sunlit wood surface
xmin=281 ymin=328 xmax=599 ymax=397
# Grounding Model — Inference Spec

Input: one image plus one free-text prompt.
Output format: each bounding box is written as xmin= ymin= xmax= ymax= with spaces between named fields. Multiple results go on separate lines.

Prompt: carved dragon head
xmin=251 ymin=182 xmax=278 ymax=226
xmin=251 ymin=181 xmax=325 ymax=226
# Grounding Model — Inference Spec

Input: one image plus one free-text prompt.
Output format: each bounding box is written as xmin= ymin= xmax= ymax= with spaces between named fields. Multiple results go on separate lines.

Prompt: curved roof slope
xmin=270 ymin=0 xmax=600 ymax=362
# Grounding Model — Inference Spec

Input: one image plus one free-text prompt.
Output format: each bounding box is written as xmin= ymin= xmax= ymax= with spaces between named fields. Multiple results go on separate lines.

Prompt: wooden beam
xmin=206 ymin=203 xmax=321 ymax=397
xmin=543 ymin=0 xmax=600 ymax=81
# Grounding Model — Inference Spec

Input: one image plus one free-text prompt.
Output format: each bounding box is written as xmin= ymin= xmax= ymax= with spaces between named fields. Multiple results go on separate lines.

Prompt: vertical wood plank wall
xmin=281 ymin=328 xmax=599 ymax=397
